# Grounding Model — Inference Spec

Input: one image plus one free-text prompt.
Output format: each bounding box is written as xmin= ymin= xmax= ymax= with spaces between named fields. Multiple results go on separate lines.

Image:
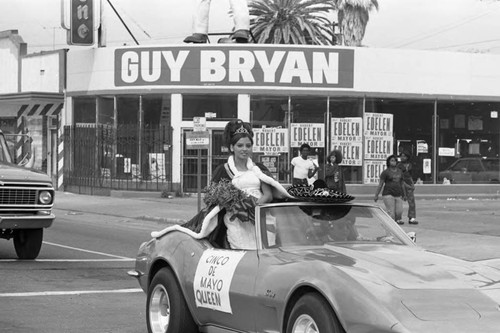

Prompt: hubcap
xmin=292 ymin=314 xmax=319 ymax=333
xmin=149 ymin=284 xmax=170 ymax=333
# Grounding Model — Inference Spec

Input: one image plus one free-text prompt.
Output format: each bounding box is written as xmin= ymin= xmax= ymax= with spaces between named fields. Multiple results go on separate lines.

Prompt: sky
xmin=0 ymin=0 xmax=499 ymax=54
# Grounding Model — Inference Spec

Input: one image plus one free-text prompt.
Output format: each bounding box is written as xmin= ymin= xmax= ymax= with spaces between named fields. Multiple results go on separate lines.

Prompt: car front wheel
xmin=147 ymin=267 xmax=198 ymax=333
xmin=14 ymin=228 xmax=43 ymax=259
xmin=287 ymin=293 xmax=343 ymax=333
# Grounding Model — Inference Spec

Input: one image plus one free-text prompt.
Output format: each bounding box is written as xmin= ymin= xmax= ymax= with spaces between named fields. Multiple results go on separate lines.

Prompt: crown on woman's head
xmin=235 ymin=125 xmax=249 ymax=134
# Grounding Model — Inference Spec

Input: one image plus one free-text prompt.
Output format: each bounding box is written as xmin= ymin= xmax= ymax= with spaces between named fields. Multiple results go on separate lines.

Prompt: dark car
xmin=438 ymin=157 xmax=500 ymax=184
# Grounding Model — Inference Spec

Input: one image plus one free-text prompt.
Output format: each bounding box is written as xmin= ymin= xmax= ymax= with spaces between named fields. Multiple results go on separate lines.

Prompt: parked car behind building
xmin=438 ymin=157 xmax=500 ymax=184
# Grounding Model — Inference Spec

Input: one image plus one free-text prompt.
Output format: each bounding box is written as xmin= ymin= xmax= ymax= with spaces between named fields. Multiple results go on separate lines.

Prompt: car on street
xmin=129 ymin=200 xmax=500 ymax=333
xmin=438 ymin=157 xmax=500 ymax=184
xmin=0 ymin=130 xmax=55 ymax=259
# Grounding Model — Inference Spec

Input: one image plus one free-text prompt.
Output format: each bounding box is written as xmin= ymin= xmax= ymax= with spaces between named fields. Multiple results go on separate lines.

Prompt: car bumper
xmin=0 ymin=213 xmax=55 ymax=229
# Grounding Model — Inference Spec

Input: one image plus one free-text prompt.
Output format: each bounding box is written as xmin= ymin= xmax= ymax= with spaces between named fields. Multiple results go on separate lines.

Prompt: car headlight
xmin=39 ymin=191 xmax=53 ymax=204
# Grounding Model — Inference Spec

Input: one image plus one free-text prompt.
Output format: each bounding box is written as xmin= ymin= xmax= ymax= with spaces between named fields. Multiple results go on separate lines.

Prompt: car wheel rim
xmin=292 ymin=314 xmax=319 ymax=333
xmin=149 ymin=284 xmax=170 ymax=333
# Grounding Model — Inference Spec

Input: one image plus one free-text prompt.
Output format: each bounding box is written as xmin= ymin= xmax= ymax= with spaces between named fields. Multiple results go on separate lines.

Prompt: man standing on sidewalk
xmin=291 ymin=144 xmax=319 ymax=186
xmin=398 ymin=151 xmax=418 ymax=224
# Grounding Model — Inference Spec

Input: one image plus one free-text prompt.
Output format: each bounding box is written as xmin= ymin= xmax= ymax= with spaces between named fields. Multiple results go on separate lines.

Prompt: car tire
xmin=287 ymin=293 xmax=343 ymax=333
xmin=14 ymin=228 xmax=43 ymax=260
xmin=147 ymin=267 xmax=198 ymax=333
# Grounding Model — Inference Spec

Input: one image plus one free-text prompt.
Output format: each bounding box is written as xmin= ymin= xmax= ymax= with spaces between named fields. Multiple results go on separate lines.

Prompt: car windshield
xmin=0 ymin=134 xmax=13 ymax=163
xmin=259 ymin=204 xmax=412 ymax=248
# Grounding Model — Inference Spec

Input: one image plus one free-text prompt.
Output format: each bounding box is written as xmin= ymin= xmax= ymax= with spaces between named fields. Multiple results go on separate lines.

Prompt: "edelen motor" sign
xmin=114 ymin=46 xmax=354 ymax=89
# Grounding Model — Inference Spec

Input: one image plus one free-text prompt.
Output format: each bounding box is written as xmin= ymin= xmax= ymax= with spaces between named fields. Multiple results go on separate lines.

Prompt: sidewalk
xmin=53 ymin=191 xmax=500 ymax=265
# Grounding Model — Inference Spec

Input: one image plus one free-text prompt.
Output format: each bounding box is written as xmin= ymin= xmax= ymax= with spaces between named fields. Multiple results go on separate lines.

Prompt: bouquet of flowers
xmin=204 ymin=179 xmax=257 ymax=223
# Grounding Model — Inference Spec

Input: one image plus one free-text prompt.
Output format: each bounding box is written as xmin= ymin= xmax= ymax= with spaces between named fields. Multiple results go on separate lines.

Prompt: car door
xmin=467 ymin=159 xmax=484 ymax=183
xmin=186 ymin=247 xmax=259 ymax=332
xmin=449 ymin=159 xmax=472 ymax=183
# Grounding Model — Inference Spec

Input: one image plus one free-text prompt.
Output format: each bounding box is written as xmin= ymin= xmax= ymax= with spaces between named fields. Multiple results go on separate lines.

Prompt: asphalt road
xmin=0 ymin=210 xmax=157 ymax=333
xmin=0 ymin=195 xmax=499 ymax=332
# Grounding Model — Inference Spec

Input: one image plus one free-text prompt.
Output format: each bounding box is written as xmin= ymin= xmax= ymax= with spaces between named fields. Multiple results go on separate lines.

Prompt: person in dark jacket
xmin=323 ymin=149 xmax=346 ymax=193
xmin=397 ymin=151 xmax=418 ymax=224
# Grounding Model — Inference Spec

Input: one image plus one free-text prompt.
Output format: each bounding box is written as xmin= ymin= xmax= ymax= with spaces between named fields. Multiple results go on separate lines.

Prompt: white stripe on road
xmin=0 ymin=288 xmax=143 ymax=297
xmin=43 ymin=241 xmax=134 ymax=260
xmin=0 ymin=259 xmax=134 ymax=262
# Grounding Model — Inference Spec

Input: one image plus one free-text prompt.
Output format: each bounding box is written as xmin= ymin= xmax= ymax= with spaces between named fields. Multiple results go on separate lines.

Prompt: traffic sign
xmin=186 ymin=131 xmax=210 ymax=150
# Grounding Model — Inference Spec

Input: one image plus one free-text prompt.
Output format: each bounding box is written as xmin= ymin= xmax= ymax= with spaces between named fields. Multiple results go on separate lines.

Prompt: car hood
xmin=286 ymin=244 xmax=500 ymax=332
xmin=0 ymin=162 xmax=52 ymax=184
xmin=307 ymin=244 xmax=500 ymax=290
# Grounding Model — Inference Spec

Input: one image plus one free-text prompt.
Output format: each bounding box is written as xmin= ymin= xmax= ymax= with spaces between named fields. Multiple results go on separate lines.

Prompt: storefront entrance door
xmin=182 ymin=129 xmax=226 ymax=193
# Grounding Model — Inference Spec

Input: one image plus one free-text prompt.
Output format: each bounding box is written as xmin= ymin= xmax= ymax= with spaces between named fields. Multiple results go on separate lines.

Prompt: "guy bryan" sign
xmin=114 ymin=46 xmax=354 ymax=88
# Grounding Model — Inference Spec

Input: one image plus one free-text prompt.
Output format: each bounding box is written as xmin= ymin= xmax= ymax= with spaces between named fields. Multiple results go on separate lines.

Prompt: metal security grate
xmin=0 ymin=188 xmax=37 ymax=205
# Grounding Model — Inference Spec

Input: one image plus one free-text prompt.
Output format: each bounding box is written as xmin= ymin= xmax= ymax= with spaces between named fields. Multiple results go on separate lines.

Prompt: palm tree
xmin=248 ymin=0 xmax=336 ymax=45
xmin=333 ymin=0 xmax=379 ymax=46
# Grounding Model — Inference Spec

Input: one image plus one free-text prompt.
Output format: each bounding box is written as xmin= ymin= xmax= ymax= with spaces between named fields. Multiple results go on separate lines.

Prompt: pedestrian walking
xmin=397 ymin=151 xmax=418 ymax=224
xmin=374 ymin=154 xmax=407 ymax=224
xmin=323 ymin=149 xmax=346 ymax=193
xmin=291 ymin=143 xmax=319 ymax=186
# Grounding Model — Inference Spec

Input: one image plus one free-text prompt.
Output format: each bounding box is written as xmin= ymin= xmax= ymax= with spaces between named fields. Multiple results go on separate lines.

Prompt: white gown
xmin=224 ymin=170 xmax=262 ymax=250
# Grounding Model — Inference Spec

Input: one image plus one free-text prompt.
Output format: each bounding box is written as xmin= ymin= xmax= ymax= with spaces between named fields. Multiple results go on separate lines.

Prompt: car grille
xmin=0 ymin=188 xmax=38 ymax=205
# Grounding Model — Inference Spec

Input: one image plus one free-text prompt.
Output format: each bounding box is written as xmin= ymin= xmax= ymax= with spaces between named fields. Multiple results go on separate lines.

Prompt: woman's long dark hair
xmin=223 ymin=119 xmax=253 ymax=148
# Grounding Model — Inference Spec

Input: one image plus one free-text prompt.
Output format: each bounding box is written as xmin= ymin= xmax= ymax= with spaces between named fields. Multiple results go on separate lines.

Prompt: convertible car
xmin=129 ymin=201 xmax=500 ymax=333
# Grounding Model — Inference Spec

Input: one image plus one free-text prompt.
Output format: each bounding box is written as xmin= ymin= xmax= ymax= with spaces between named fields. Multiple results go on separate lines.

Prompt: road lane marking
xmin=43 ymin=241 xmax=134 ymax=260
xmin=0 ymin=259 xmax=134 ymax=262
xmin=0 ymin=288 xmax=143 ymax=297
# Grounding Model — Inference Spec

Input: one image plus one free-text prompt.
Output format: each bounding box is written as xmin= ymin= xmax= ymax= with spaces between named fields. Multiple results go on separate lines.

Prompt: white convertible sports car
xmin=129 ymin=200 xmax=500 ymax=333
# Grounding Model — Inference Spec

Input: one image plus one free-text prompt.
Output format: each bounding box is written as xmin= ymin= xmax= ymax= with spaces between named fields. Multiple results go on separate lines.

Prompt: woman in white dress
xmin=151 ymin=119 xmax=292 ymax=249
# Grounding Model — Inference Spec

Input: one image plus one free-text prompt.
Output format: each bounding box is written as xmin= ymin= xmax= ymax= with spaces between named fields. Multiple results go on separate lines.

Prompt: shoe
xmin=409 ymin=218 xmax=419 ymax=225
xmin=183 ymin=33 xmax=208 ymax=43
xmin=396 ymin=220 xmax=404 ymax=225
xmin=231 ymin=29 xmax=249 ymax=43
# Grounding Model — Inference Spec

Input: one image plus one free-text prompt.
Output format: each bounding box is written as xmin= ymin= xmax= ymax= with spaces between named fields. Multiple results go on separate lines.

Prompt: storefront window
xmin=437 ymin=101 xmax=500 ymax=184
xmin=97 ymin=97 xmax=114 ymax=126
xmin=74 ymin=97 xmax=96 ymax=124
xmin=116 ymin=96 xmax=139 ymax=125
xmin=182 ymin=94 xmax=237 ymax=121
xmin=366 ymin=98 xmax=434 ymax=184
xmin=250 ymin=95 xmax=290 ymax=182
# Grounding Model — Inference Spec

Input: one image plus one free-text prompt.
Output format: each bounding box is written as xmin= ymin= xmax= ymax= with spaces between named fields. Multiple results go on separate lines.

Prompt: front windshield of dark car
xmin=0 ymin=134 xmax=13 ymax=163
xmin=260 ymin=204 xmax=410 ymax=248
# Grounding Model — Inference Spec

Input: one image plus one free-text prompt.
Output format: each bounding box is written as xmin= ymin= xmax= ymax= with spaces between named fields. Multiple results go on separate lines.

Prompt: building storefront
xmin=64 ymin=45 xmax=500 ymax=194
xmin=0 ymin=31 xmax=65 ymax=188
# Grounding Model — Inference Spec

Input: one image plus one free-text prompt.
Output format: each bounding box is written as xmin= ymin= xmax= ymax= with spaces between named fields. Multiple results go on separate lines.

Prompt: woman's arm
xmin=258 ymin=182 xmax=273 ymax=204
xmin=324 ymin=163 xmax=335 ymax=176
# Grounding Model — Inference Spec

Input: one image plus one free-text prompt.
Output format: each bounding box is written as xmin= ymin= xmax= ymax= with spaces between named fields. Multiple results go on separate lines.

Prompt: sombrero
xmin=287 ymin=184 xmax=355 ymax=203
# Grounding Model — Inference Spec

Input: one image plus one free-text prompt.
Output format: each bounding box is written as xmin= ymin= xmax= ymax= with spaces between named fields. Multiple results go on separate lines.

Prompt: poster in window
xmin=467 ymin=116 xmax=483 ymax=130
xmin=454 ymin=114 xmax=465 ymax=128
xmin=440 ymin=119 xmax=449 ymax=129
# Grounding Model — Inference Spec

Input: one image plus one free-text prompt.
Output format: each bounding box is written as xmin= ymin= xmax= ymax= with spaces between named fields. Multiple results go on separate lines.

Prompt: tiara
xmin=235 ymin=125 xmax=249 ymax=134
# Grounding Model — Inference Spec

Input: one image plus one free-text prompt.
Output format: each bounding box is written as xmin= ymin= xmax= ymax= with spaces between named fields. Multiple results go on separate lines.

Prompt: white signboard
xmin=364 ymin=136 xmax=393 ymax=160
xmin=364 ymin=113 xmax=393 ymax=160
xmin=193 ymin=117 xmax=206 ymax=132
xmin=148 ymin=153 xmax=166 ymax=180
xmin=290 ymin=123 xmax=324 ymax=147
xmin=193 ymin=249 xmax=246 ymax=313
xmin=331 ymin=142 xmax=362 ymax=166
xmin=364 ymin=160 xmax=386 ymax=184
xmin=423 ymin=158 xmax=432 ymax=174
xmin=364 ymin=113 xmax=393 ymax=137
xmin=438 ymin=147 xmax=455 ymax=157
xmin=331 ymin=117 xmax=363 ymax=166
xmin=254 ymin=128 xmax=288 ymax=154
xmin=331 ymin=117 xmax=362 ymax=142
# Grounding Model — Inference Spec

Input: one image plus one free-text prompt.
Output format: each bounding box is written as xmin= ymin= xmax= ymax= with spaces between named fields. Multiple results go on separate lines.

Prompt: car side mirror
xmin=407 ymin=232 xmax=416 ymax=243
